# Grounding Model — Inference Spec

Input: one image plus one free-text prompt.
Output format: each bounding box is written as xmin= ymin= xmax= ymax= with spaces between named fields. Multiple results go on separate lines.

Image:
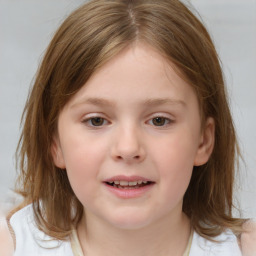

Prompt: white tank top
xmin=9 ymin=204 xmax=242 ymax=256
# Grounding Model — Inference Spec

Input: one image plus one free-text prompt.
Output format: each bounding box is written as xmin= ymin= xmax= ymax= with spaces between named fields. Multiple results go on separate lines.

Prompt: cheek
xmin=64 ymin=150 xmax=101 ymax=207
xmin=152 ymin=131 xmax=198 ymax=169
xmin=59 ymin=134 xmax=108 ymax=200
xmin=150 ymin=130 xmax=198 ymax=194
xmin=60 ymin=128 xmax=107 ymax=169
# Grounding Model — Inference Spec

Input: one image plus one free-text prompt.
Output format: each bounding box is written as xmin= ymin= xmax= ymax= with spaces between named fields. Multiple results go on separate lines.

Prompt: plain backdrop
xmin=0 ymin=0 xmax=255 ymax=217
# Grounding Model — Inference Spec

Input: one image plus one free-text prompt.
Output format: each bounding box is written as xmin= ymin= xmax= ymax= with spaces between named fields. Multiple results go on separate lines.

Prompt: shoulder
xmin=9 ymin=204 xmax=74 ymax=255
xmin=241 ymin=219 xmax=256 ymax=256
xmin=190 ymin=229 xmax=242 ymax=256
xmin=0 ymin=214 xmax=14 ymax=256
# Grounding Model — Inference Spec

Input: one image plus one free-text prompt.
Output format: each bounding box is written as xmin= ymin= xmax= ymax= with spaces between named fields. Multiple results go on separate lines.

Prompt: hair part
xmin=14 ymin=0 xmax=244 ymax=241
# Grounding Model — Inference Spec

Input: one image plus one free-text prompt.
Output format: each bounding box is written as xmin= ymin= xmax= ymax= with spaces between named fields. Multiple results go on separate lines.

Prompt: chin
xmin=105 ymin=211 xmax=154 ymax=230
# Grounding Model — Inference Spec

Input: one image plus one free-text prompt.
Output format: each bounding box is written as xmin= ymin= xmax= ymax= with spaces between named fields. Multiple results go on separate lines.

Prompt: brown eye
xmin=90 ymin=117 xmax=105 ymax=126
xmin=152 ymin=117 xmax=169 ymax=126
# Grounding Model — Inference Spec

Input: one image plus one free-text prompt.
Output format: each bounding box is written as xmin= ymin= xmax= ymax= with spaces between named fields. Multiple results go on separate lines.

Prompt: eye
xmin=83 ymin=117 xmax=108 ymax=127
xmin=150 ymin=117 xmax=172 ymax=126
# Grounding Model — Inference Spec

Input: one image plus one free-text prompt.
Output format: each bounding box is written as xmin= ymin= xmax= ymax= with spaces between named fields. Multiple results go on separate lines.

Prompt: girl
xmin=1 ymin=0 xmax=255 ymax=255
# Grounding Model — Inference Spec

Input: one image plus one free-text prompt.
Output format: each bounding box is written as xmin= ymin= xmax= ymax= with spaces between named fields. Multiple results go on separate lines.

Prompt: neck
xmin=77 ymin=211 xmax=191 ymax=256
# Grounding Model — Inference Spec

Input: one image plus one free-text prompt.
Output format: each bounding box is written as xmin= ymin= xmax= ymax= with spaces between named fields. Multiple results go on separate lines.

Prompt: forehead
xmin=66 ymin=43 xmax=198 ymax=109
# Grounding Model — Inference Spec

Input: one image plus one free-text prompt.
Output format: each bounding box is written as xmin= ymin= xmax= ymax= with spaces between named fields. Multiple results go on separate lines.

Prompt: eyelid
xmin=81 ymin=113 xmax=110 ymax=127
xmin=146 ymin=113 xmax=175 ymax=127
xmin=148 ymin=112 xmax=174 ymax=121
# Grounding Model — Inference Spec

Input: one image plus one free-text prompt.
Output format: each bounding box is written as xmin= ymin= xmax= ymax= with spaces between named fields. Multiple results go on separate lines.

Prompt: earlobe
xmin=51 ymin=136 xmax=66 ymax=169
xmin=194 ymin=117 xmax=215 ymax=166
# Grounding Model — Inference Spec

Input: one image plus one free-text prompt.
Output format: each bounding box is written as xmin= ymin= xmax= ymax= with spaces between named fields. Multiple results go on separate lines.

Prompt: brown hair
xmin=14 ymin=0 xmax=244 ymax=241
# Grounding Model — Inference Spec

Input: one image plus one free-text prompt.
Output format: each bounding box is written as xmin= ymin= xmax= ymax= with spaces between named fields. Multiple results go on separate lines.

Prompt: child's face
xmin=52 ymin=43 xmax=214 ymax=230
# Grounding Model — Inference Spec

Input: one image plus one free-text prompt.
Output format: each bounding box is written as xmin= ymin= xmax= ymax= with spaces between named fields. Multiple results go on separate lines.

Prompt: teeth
xmin=120 ymin=181 xmax=129 ymax=186
xmin=108 ymin=180 xmax=149 ymax=186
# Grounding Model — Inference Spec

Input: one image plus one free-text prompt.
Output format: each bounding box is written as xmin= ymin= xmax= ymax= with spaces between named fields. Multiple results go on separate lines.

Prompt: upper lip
xmin=103 ymin=175 xmax=154 ymax=183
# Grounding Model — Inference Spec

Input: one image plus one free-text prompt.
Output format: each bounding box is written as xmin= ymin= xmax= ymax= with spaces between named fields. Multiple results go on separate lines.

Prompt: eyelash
xmin=82 ymin=115 xmax=173 ymax=128
xmin=82 ymin=116 xmax=110 ymax=127
xmin=148 ymin=116 xmax=173 ymax=127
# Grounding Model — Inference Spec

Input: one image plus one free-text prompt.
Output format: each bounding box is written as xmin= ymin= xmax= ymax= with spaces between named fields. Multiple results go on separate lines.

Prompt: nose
xmin=111 ymin=125 xmax=146 ymax=163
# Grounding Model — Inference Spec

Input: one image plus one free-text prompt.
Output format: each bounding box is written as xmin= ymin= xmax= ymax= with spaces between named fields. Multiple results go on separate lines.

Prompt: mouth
xmin=105 ymin=180 xmax=154 ymax=189
xmin=103 ymin=176 xmax=155 ymax=198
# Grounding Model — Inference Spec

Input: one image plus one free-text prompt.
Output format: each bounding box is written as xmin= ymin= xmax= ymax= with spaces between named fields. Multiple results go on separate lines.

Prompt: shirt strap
xmin=70 ymin=228 xmax=84 ymax=256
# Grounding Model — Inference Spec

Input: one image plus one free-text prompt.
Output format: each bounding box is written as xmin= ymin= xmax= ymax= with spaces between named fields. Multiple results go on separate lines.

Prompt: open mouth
xmin=105 ymin=180 xmax=154 ymax=189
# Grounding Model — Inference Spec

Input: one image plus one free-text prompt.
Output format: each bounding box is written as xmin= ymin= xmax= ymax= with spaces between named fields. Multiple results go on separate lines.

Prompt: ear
xmin=51 ymin=135 xmax=66 ymax=169
xmin=194 ymin=117 xmax=215 ymax=166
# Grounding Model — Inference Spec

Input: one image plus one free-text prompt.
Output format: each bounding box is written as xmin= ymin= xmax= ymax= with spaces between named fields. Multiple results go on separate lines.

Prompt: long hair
xmin=14 ymin=0 xmax=244 ymax=240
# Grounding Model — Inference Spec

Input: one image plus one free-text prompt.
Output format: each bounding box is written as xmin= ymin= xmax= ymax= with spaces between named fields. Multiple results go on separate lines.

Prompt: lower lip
xmin=104 ymin=183 xmax=154 ymax=199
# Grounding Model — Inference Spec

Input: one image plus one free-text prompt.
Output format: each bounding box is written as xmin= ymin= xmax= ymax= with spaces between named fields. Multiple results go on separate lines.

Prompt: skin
xmin=0 ymin=213 xmax=13 ymax=256
xmin=241 ymin=220 xmax=256 ymax=255
xmin=1 ymin=43 xmax=254 ymax=256
xmin=52 ymin=43 xmax=215 ymax=256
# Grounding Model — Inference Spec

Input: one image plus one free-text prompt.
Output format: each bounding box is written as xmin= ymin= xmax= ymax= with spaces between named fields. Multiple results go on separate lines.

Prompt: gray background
xmin=0 ymin=0 xmax=255 ymax=217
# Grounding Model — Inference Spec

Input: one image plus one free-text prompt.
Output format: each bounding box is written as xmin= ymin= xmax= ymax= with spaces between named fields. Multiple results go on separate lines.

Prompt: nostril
xmin=115 ymin=155 xmax=140 ymax=160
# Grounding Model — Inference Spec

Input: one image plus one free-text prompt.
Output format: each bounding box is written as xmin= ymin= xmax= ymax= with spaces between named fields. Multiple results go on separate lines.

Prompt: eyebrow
xmin=143 ymin=98 xmax=186 ymax=107
xmin=71 ymin=98 xmax=116 ymax=108
xmin=71 ymin=97 xmax=186 ymax=108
